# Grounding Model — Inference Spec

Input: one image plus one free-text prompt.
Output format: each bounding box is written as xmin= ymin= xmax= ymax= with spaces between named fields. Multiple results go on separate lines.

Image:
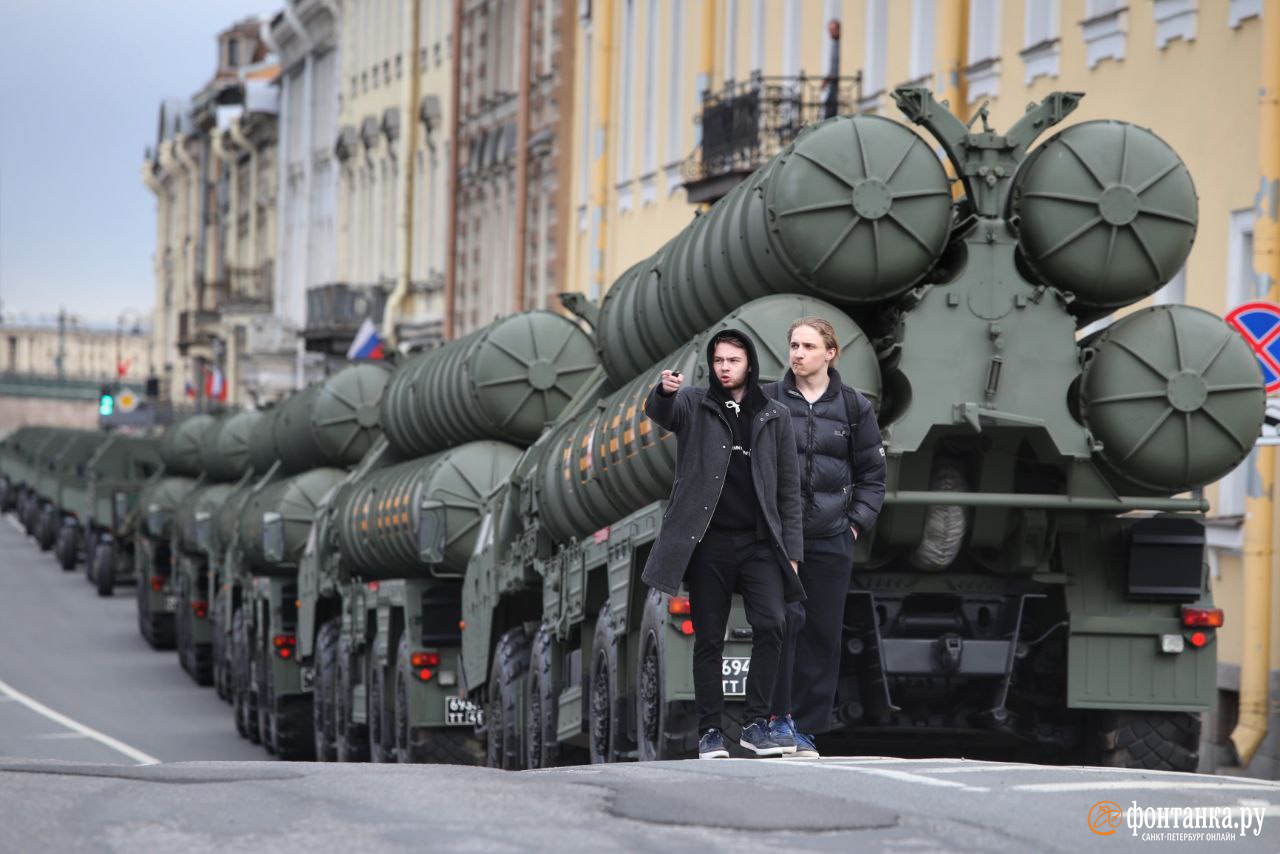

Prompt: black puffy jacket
xmin=763 ymin=368 xmax=886 ymax=540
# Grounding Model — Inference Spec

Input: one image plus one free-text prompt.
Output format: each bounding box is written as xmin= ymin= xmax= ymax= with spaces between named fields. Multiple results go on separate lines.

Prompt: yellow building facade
xmin=566 ymin=0 xmax=1272 ymax=773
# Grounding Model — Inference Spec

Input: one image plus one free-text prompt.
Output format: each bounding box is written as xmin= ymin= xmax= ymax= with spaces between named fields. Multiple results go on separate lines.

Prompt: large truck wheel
xmin=93 ymin=541 xmax=115 ymax=597
xmin=487 ymin=626 xmax=531 ymax=769
xmin=55 ymin=525 xmax=77 ymax=571
xmin=36 ymin=507 xmax=57 ymax=551
xmin=526 ymin=624 xmax=586 ymax=769
xmin=255 ymin=644 xmax=274 ymax=754
xmin=636 ymin=591 xmax=690 ymax=761
xmin=1095 ymin=711 xmax=1201 ymax=773
xmin=335 ymin=632 xmax=369 ymax=762
xmin=393 ymin=636 xmax=482 ymax=765
xmin=313 ymin=618 xmax=339 ymax=761
xmin=272 ymin=676 xmax=314 ymax=761
xmin=588 ymin=601 xmax=629 ymax=764
xmin=366 ymin=651 xmax=393 ymax=763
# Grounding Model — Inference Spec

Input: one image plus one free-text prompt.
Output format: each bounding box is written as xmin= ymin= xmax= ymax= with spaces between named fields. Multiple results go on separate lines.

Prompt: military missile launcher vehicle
xmin=31 ymin=430 xmax=110 ymax=560
xmin=135 ymin=414 xmax=210 ymax=649
xmin=81 ymin=434 xmax=163 ymax=597
xmin=297 ymin=310 xmax=599 ymax=765
xmin=0 ymin=426 xmax=54 ymax=516
xmin=452 ymin=88 xmax=1265 ymax=771
xmin=223 ymin=362 xmax=389 ymax=760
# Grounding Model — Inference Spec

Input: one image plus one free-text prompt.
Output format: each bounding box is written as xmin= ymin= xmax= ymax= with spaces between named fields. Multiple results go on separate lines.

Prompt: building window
xmin=1153 ymin=0 xmax=1197 ymax=48
xmin=228 ymin=39 xmax=240 ymax=67
xmin=781 ymin=0 xmax=802 ymax=77
xmin=1021 ymin=0 xmax=1060 ymax=84
xmin=665 ymin=0 xmax=686 ymax=195
xmin=1216 ymin=209 xmax=1258 ymax=517
xmin=616 ymin=0 xmax=636 ymax=210
xmin=1081 ymin=0 xmax=1128 ymax=69
xmin=965 ymin=0 xmax=1002 ymax=102
xmin=1229 ymin=0 xmax=1262 ymax=28
xmin=908 ymin=0 xmax=936 ymax=85
xmin=860 ymin=0 xmax=889 ymax=111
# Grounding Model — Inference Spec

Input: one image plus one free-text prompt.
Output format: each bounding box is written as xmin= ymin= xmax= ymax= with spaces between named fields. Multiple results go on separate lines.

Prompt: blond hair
xmin=788 ymin=317 xmax=840 ymax=358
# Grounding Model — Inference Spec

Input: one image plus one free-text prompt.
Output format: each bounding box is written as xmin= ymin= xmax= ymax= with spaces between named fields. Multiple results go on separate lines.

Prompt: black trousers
xmin=770 ymin=529 xmax=854 ymax=734
xmin=685 ymin=530 xmax=787 ymax=734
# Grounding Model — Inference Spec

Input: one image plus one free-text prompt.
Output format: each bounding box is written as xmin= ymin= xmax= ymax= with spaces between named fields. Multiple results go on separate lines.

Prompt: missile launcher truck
xmin=79 ymin=434 xmax=162 ymax=595
xmin=453 ymin=88 xmax=1265 ymax=771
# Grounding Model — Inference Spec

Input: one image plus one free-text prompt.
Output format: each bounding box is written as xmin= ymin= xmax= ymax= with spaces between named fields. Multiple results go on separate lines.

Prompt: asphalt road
xmin=0 ymin=513 xmax=263 ymax=764
xmin=3 ymin=512 xmax=1280 ymax=851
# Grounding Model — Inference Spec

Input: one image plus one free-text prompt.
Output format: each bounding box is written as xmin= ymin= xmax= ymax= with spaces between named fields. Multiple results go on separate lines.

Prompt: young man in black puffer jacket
xmin=765 ymin=317 xmax=886 ymax=758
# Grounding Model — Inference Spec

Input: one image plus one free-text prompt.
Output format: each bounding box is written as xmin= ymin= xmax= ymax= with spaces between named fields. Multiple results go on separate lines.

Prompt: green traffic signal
xmin=99 ymin=390 xmax=114 ymax=416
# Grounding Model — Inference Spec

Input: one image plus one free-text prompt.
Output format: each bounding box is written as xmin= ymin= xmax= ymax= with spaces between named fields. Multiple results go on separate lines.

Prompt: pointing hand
xmin=660 ymin=370 xmax=683 ymax=394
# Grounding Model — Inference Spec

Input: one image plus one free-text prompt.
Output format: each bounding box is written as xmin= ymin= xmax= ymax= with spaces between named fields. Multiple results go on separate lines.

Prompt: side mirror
xmin=195 ymin=510 xmax=213 ymax=552
xmin=113 ymin=492 xmax=129 ymax=529
xmin=262 ymin=511 xmax=285 ymax=563
xmin=146 ymin=503 xmax=164 ymax=538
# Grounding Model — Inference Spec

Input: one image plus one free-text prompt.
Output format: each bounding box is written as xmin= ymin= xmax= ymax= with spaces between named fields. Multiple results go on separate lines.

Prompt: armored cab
xmin=83 ymin=434 xmax=162 ymax=596
xmin=135 ymin=474 xmax=199 ymax=649
xmin=0 ymin=426 xmax=50 ymax=512
xmin=38 ymin=431 xmax=110 ymax=562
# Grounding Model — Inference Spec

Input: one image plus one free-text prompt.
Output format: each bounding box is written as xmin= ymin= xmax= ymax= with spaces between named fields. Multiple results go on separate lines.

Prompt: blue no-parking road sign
xmin=1226 ymin=301 xmax=1280 ymax=394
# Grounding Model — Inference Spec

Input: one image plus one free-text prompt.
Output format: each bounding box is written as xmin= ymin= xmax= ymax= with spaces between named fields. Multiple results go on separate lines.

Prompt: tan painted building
xmin=565 ymin=0 xmax=1272 ymax=773
xmin=1 ymin=314 xmax=150 ymax=382
xmin=331 ymin=0 xmax=453 ymax=353
xmin=448 ymin=0 xmax=575 ymax=336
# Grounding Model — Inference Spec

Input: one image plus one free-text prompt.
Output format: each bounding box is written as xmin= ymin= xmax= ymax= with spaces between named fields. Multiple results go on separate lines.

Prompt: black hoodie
xmin=704 ymin=330 xmax=768 ymax=533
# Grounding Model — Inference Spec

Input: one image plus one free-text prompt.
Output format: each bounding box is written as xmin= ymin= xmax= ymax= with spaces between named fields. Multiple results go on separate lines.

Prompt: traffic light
xmin=98 ymin=384 xmax=115 ymax=417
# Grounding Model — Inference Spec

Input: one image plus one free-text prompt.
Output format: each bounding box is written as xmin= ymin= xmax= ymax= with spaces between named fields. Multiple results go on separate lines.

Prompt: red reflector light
xmin=416 ymin=667 xmax=434 ymax=681
xmin=278 ymin=647 xmax=293 ymax=659
xmin=150 ymin=577 xmax=164 ymax=592
xmin=668 ymin=596 xmax=692 ymax=616
xmin=1182 ymin=607 xmax=1224 ymax=628
xmin=1189 ymin=631 xmax=1208 ymax=648
xmin=367 ymin=581 xmax=380 ymax=592
xmin=273 ymin=634 xmax=297 ymax=648
xmin=680 ymin=619 xmax=694 ymax=635
xmin=191 ymin=600 xmax=208 ymax=619
xmin=411 ymin=651 xmax=440 ymax=668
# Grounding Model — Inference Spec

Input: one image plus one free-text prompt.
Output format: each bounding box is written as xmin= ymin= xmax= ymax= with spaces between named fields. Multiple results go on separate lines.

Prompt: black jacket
xmin=763 ymin=368 xmax=886 ymax=540
xmin=641 ymin=330 xmax=805 ymax=602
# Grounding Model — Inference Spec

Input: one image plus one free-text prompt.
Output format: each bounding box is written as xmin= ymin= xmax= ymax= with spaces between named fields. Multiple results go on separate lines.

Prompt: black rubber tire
xmin=314 ymin=618 xmax=339 ymax=762
xmin=273 ymin=692 xmax=316 ymax=762
xmin=367 ymin=650 xmax=393 ymax=764
xmin=1095 ymin=711 xmax=1201 ymax=773
xmin=335 ymin=632 xmax=369 ymax=763
xmin=588 ymin=601 xmax=629 ymax=764
xmin=36 ymin=507 xmax=57 ymax=551
xmin=232 ymin=608 xmax=251 ymax=739
xmin=256 ymin=640 xmax=274 ymax=754
xmin=525 ymin=624 xmax=587 ymax=769
xmin=393 ymin=636 xmax=483 ymax=765
xmin=55 ymin=525 xmax=77 ymax=571
xmin=486 ymin=626 xmax=531 ymax=770
xmin=93 ymin=541 xmax=115 ymax=597
xmin=636 ymin=590 xmax=689 ymax=761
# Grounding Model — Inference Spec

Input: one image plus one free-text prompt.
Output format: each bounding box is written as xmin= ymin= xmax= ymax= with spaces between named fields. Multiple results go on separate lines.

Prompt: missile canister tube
xmin=201 ymin=411 xmax=261 ymax=482
xmin=248 ymin=407 xmax=281 ymax=474
xmin=273 ymin=362 xmax=392 ymax=475
xmin=536 ymin=295 xmax=881 ymax=543
xmin=239 ymin=467 xmax=348 ymax=575
xmin=595 ymin=114 xmax=951 ymax=384
xmin=1078 ymin=304 xmax=1265 ymax=494
xmin=139 ymin=476 xmax=199 ymax=540
xmin=337 ymin=440 xmax=523 ymax=580
xmin=1013 ymin=121 xmax=1198 ymax=310
xmin=159 ymin=415 xmax=215 ymax=477
xmin=175 ymin=482 xmax=240 ymax=553
xmin=380 ymin=311 xmax=600 ymax=457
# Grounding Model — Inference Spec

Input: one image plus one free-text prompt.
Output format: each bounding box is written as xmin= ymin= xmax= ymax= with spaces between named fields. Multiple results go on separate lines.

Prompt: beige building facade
xmin=1 ymin=315 xmax=150 ymax=383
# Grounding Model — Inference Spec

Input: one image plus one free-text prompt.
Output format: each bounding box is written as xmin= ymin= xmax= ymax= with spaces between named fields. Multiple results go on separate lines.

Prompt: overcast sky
xmin=0 ymin=0 xmax=277 ymax=326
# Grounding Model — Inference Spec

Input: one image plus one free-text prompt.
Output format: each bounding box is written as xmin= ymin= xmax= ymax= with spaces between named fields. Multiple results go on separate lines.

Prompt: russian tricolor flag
xmin=347 ymin=317 xmax=385 ymax=361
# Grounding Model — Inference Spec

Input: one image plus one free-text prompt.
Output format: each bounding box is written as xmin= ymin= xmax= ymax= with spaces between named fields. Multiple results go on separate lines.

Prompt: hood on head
xmin=705 ymin=327 xmax=764 ymax=403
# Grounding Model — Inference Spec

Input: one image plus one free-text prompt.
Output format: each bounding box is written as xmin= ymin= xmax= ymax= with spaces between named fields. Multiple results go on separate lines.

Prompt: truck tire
xmin=93 ymin=541 xmax=115 ymax=597
xmin=55 ymin=525 xmax=77 ymax=571
xmin=271 ymin=668 xmax=314 ymax=761
xmin=232 ymin=609 xmax=250 ymax=738
xmin=367 ymin=651 xmax=393 ymax=763
xmin=487 ymin=626 xmax=531 ymax=769
xmin=1095 ymin=711 xmax=1201 ymax=773
xmin=256 ymin=643 xmax=274 ymax=754
xmin=314 ymin=618 xmax=339 ymax=761
xmin=37 ymin=507 xmax=57 ymax=551
xmin=588 ymin=601 xmax=629 ymax=764
xmin=335 ymin=632 xmax=369 ymax=762
xmin=394 ymin=636 xmax=483 ymax=765
xmin=636 ymin=591 xmax=690 ymax=761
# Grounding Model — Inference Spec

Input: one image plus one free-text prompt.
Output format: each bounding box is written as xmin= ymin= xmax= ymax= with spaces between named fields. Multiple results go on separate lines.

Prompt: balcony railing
xmin=682 ymin=72 xmax=863 ymax=205
xmin=218 ymin=263 xmax=274 ymax=310
xmin=176 ymin=308 xmax=220 ymax=354
xmin=303 ymin=282 xmax=388 ymax=355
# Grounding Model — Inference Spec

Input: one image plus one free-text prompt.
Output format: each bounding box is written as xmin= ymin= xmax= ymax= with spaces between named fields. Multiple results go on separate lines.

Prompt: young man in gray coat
xmin=643 ymin=330 xmax=805 ymax=759
xmin=766 ymin=317 xmax=886 ymax=758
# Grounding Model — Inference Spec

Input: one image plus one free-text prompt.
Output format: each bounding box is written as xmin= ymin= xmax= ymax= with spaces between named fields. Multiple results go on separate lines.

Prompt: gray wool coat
xmin=640 ymin=356 xmax=806 ymax=603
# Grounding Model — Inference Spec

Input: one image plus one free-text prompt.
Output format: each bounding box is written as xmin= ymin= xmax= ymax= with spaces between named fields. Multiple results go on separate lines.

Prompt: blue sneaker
xmin=793 ymin=730 xmax=820 ymax=758
xmin=739 ymin=718 xmax=788 ymax=757
xmin=768 ymin=715 xmax=797 ymax=755
xmin=698 ymin=728 xmax=730 ymax=759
